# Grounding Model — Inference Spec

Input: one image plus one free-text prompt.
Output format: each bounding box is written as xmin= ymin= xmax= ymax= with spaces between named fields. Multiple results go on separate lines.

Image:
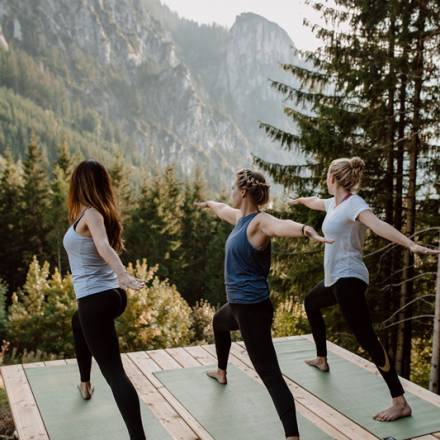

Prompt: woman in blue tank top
xmin=63 ymin=160 xmax=146 ymax=440
xmin=195 ymin=168 xmax=333 ymax=440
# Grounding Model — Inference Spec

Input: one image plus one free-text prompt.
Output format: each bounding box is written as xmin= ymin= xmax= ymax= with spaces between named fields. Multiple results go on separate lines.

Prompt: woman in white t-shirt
xmin=289 ymin=156 xmax=440 ymax=422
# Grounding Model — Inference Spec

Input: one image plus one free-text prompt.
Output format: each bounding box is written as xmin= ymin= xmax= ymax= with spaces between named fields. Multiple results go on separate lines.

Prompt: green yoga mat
xmin=275 ymin=337 xmax=440 ymax=440
xmin=25 ymin=364 xmax=172 ymax=440
xmin=154 ymin=364 xmax=332 ymax=440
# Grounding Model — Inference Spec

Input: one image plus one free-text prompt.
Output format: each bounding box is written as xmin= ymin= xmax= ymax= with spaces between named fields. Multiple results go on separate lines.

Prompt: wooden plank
xmin=130 ymin=350 xmax=213 ymax=440
xmin=22 ymin=362 xmax=46 ymax=369
xmin=129 ymin=351 xmax=162 ymax=373
xmin=148 ymin=349 xmax=181 ymax=370
xmin=300 ymin=335 xmax=440 ymax=440
xmin=230 ymin=342 xmax=377 ymax=440
xmin=122 ymin=354 xmax=199 ymax=440
xmin=183 ymin=345 xmax=216 ymax=366
xmin=165 ymin=347 xmax=200 ymax=368
xmin=1 ymin=365 xmax=49 ymax=440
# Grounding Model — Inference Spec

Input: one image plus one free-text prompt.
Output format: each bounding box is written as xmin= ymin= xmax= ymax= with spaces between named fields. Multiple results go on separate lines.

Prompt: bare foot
xmin=373 ymin=396 xmax=412 ymax=422
xmin=305 ymin=357 xmax=329 ymax=372
xmin=206 ymin=369 xmax=227 ymax=385
xmin=286 ymin=437 xmax=299 ymax=440
xmin=78 ymin=381 xmax=94 ymax=400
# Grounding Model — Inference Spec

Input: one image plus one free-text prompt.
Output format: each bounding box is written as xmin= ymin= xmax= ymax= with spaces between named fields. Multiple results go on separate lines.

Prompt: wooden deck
xmin=2 ymin=335 xmax=440 ymax=440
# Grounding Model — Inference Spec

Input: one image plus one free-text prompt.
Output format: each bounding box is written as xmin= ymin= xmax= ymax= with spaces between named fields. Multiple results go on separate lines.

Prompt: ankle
xmin=392 ymin=395 xmax=407 ymax=406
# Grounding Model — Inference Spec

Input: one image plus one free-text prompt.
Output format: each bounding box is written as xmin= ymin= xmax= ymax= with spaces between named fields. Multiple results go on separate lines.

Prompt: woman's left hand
xmin=304 ymin=226 xmax=335 ymax=244
xmin=410 ymin=244 xmax=440 ymax=255
xmin=118 ymin=271 xmax=145 ymax=290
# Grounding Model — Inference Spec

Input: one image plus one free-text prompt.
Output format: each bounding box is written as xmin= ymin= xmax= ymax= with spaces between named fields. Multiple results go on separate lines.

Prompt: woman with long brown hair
xmin=196 ymin=168 xmax=334 ymax=440
xmin=63 ymin=160 xmax=146 ymax=439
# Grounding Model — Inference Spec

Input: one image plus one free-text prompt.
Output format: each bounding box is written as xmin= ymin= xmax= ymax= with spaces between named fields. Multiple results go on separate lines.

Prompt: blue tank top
xmin=63 ymin=210 xmax=119 ymax=299
xmin=224 ymin=212 xmax=271 ymax=304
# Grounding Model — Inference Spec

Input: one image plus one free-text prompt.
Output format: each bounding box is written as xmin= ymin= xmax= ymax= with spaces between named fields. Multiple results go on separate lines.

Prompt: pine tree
xmin=109 ymin=152 xmax=135 ymax=220
xmin=18 ymin=139 xmax=51 ymax=284
xmin=0 ymin=148 xmax=24 ymax=295
xmin=124 ymin=167 xmax=184 ymax=282
xmin=47 ymin=141 xmax=74 ymax=274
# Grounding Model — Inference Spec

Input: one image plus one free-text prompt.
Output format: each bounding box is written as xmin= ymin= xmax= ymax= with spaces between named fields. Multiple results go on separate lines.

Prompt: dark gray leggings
xmin=72 ymin=288 xmax=146 ymax=440
xmin=213 ymin=299 xmax=299 ymax=437
xmin=304 ymin=277 xmax=404 ymax=398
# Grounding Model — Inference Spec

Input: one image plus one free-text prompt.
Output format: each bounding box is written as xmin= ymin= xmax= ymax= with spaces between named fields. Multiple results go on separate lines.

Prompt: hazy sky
xmin=160 ymin=0 xmax=324 ymax=51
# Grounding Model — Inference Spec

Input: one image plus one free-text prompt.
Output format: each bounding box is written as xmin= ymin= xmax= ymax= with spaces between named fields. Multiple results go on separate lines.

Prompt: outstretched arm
xmin=288 ymin=196 xmax=327 ymax=212
xmin=194 ymin=201 xmax=241 ymax=225
xmin=85 ymin=209 xmax=145 ymax=289
xmin=257 ymin=213 xmax=334 ymax=243
xmin=358 ymin=210 xmax=440 ymax=255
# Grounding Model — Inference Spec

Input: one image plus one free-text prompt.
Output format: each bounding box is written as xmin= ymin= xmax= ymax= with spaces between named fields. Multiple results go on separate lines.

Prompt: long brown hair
xmin=68 ymin=160 xmax=125 ymax=253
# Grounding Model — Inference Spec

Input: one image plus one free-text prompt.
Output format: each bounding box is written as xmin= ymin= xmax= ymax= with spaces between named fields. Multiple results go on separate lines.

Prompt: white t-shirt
xmin=322 ymin=194 xmax=371 ymax=287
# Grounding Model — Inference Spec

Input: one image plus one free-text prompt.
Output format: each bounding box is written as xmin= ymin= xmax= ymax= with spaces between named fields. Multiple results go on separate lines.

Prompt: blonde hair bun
xmin=350 ymin=157 xmax=365 ymax=171
xmin=329 ymin=157 xmax=365 ymax=192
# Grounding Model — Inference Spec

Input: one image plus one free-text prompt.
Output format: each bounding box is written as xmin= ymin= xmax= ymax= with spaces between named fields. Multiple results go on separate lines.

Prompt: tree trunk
xmin=430 ymin=254 xmax=440 ymax=394
xmin=383 ymin=1 xmax=396 ymax=353
xmin=395 ymin=5 xmax=425 ymax=378
xmin=390 ymin=0 xmax=410 ymax=363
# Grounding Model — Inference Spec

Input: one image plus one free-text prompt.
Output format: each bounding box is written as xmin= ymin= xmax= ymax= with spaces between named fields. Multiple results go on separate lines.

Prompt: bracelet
xmin=301 ymin=224 xmax=307 ymax=236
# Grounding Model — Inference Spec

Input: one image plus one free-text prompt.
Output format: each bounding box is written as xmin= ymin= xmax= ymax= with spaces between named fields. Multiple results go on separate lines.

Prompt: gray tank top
xmin=63 ymin=209 xmax=119 ymax=299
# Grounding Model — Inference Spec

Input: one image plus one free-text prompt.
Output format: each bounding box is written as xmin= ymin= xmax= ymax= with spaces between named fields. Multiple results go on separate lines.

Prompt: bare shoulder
xmin=249 ymin=211 xmax=273 ymax=230
xmin=84 ymin=207 xmax=104 ymax=223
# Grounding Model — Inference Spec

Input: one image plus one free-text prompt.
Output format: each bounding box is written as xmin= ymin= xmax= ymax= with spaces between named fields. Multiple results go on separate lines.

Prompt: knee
xmin=353 ymin=328 xmax=377 ymax=352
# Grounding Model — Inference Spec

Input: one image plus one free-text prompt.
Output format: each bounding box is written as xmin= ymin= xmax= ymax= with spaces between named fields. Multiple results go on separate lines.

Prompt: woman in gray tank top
xmin=195 ymin=168 xmax=333 ymax=440
xmin=63 ymin=160 xmax=146 ymax=440
xmin=290 ymin=156 xmax=439 ymax=423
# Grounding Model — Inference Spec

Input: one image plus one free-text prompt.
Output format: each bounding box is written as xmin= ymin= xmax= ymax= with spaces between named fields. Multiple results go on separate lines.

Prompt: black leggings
xmin=213 ymin=299 xmax=299 ymax=437
xmin=72 ymin=288 xmax=145 ymax=440
xmin=304 ymin=277 xmax=404 ymax=398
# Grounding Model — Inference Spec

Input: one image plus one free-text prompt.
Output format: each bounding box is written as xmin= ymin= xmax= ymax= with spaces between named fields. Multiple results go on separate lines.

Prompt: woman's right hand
xmin=304 ymin=226 xmax=335 ymax=244
xmin=117 ymin=271 xmax=145 ymax=291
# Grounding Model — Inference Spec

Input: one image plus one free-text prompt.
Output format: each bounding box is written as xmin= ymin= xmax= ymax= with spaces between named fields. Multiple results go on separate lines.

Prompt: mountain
xmin=0 ymin=0 xmax=301 ymax=188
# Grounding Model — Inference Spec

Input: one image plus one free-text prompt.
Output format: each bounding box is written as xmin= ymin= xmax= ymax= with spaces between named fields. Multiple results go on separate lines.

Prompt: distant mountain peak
xmin=232 ymin=12 xmax=294 ymax=47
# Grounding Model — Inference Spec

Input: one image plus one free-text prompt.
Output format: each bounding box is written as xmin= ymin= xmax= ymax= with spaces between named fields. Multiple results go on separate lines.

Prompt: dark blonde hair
xmin=68 ymin=160 xmax=125 ymax=253
xmin=236 ymin=169 xmax=270 ymax=206
xmin=329 ymin=157 xmax=365 ymax=192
